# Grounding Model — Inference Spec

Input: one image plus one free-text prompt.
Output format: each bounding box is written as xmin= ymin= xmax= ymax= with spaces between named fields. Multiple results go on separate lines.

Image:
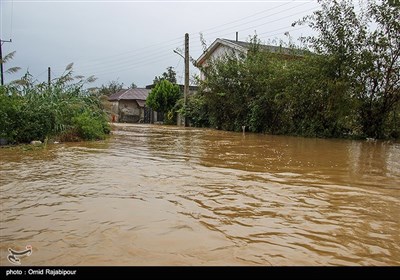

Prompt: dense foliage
xmin=153 ymin=66 xmax=177 ymax=85
xmin=98 ymin=80 xmax=124 ymax=96
xmin=146 ymin=79 xmax=181 ymax=124
xmin=98 ymin=80 xmax=137 ymax=97
xmin=0 ymin=65 xmax=110 ymax=144
xmin=188 ymin=0 xmax=399 ymax=139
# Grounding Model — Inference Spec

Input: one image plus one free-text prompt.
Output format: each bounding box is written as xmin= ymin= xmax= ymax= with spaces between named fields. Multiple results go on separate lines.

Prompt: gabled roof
xmin=108 ymin=88 xmax=150 ymax=101
xmin=196 ymin=38 xmax=247 ymax=66
xmin=196 ymin=38 xmax=297 ymax=67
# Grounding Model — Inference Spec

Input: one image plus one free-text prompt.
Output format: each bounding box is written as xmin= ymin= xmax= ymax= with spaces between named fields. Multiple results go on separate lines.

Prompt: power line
xmin=90 ymin=52 xmax=174 ymax=76
xmin=44 ymin=1 xmax=320 ymax=82
xmin=10 ymin=0 xmax=14 ymax=40
xmin=200 ymin=1 xmax=309 ymax=38
xmin=260 ymin=25 xmax=310 ymax=40
xmin=51 ymin=39 xmax=184 ymax=73
xmin=53 ymin=2 xmax=316 ymax=74
xmin=196 ymin=0 xmax=295 ymax=34
xmin=215 ymin=5 xmax=318 ymax=40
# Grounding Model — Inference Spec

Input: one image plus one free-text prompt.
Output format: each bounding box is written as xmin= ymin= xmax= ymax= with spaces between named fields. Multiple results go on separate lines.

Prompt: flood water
xmin=1 ymin=124 xmax=399 ymax=266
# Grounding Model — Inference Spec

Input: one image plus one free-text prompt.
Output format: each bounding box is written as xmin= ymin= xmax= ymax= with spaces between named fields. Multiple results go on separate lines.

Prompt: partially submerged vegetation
xmin=1 ymin=0 xmax=398 ymax=143
xmin=184 ymin=0 xmax=399 ymax=140
xmin=146 ymin=79 xmax=181 ymax=125
xmin=0 ymin=63 xmax=110 ymax=145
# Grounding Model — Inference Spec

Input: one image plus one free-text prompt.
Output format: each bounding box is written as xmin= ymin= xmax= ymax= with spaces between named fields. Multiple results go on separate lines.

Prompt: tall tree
xmin=98 ymin=80 xmax=124 ymax=96
xmin=153 ymin=66 xmax=177 ymax=84
xmin=146 ymin=79 xmax=181 ymax=122
xmin=295 ymin=0 xmax=400 ymax=138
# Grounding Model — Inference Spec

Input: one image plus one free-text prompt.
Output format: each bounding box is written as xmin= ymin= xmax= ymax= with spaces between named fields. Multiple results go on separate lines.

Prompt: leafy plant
xmin=153 ymin=66 xmax=177 ymax=84
xmin=146 ymin=79 xmax=181 ymax=124
xmin=0 ymin=62 xmax=110 ymax=144
xmin=195 ymin=0 xmax=398 ymax=140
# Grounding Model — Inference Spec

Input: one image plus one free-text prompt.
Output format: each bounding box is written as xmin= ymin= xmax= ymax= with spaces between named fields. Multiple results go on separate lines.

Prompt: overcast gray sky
xmin=1 ymin=0 xmax=324 ymax=88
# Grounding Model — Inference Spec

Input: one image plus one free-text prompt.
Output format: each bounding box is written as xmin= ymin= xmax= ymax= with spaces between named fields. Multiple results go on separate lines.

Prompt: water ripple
xmin=1 ymin=124 xmax=399 ymax=265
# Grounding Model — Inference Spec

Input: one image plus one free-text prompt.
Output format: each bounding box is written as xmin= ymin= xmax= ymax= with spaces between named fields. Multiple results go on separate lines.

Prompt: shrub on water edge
xmin=14 ymin=106 xmax=55 ymax=143
xmin=0 ymin=66 xmax=111 ymax=144
xmin=73 ymin=110 xmax=108 ymax=140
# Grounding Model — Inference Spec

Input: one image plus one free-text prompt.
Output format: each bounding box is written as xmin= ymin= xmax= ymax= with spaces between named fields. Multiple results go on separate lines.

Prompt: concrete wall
xmin=111 ymin=100 xmax=160 ymax=124
xmin=118 ymin=100 xmax=143 ymax=123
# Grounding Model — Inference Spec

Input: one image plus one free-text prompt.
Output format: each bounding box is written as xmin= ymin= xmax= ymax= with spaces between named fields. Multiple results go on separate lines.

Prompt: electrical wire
xmin=199 ymin=1 xmax=309 ymax=39
xmin=52 ymin=2 xmax=317 ymax=74
xmin=195 ymin=0 xmax=295 ymax=34
xmin=10 ymin=0 xmax=14 ymax=40
xmin=46 ymin=1 xmax=320 ymax=82
xmin=213 ymin=5 xmax=318 ymax=40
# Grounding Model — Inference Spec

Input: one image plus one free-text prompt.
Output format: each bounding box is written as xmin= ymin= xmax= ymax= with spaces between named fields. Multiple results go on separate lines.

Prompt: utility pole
xmin=184 ymin=33 xmax=189 ymax=127
xmin=0 ymin=39 xmax=12 ymax=86
xmin=48 ymin=67 xmax=51 ymax=87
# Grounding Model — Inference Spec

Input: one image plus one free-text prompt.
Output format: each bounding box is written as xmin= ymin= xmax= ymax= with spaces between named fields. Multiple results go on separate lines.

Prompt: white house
xmin=196 ymin=38 xmax=296 ymax=80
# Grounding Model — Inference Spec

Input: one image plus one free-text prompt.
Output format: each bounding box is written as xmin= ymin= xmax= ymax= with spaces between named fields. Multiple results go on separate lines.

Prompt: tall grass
xmin=0 ymin=64 xmax=110 ymax=144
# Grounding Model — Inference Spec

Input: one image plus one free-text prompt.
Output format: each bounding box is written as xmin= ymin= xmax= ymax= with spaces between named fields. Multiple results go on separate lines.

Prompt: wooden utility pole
xmin=184 ymin=33 xmax=189 ymax=127
xmin=0 ymin=40 xmax=3 ymax=86
xmin=48 ymin=67 xmax=51 ymax=87
xmin=0 ymin=39 xmax=12 ymax=86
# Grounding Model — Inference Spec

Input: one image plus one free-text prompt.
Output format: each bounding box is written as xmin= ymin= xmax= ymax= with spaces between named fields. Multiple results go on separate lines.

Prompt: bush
xmin=0 ymin=66 xmax=110 ymax=144
xmin=146 ymin=80 xmax=181 ymax=124
xmin=0 ymin=88 xmax=20 ymax=143
xmin=14 ymin=105 xmax=55 ymax=143
xmin=73 ymin=110 xmax=108 ymax=140
xmin=186 ymin=94 xmax=210 ymax=127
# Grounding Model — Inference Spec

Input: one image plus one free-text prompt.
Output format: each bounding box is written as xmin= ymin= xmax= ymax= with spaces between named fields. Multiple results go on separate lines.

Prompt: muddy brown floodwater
xmin=1 ymin=124 xmax=399 ymax=266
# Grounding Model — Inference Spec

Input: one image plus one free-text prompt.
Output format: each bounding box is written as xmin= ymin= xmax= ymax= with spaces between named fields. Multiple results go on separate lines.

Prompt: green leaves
xmin=193 ymin=1 xmax=398 ymax=139
xmin=0 ymin=64 xmax=110 ymax=144
xmin=146 ymin=79 xmax=181 ymax=123
xmin=153 ymin=66 xmax=177 ymax=85
xmin=292 ymin=0 xmax=399 ymax=138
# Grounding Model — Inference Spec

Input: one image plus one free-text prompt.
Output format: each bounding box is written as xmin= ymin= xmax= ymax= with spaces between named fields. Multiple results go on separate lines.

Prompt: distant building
xmin=108 ymin=88 xmax=159 ymax=123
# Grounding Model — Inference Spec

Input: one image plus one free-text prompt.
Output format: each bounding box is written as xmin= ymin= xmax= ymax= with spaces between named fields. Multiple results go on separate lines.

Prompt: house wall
xmin=110 ymin=101 xmax=119 ymax=122
xmin=118 ymin=100 xmax=142 ymax=123
xmin=199 ymin=45 xmax=243 ymax=80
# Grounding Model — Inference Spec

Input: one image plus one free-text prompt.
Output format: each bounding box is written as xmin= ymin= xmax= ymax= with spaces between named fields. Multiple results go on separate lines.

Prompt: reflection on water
xmin=1 ymin=124 xmax=399 ymax=265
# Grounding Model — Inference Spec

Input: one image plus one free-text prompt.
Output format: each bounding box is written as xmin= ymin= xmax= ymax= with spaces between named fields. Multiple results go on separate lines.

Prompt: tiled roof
xmin=108 ymin=88 xmax=150 ymax=101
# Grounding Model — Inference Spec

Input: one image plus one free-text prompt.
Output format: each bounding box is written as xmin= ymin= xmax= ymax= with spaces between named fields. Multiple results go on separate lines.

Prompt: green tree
xmin=357 ymin=1 xmax=400 ymax=138
xmin=195 ymin=1 xmax=398 ymax=140
xmin=98 ymin=80 xmax=124 ymax=96
xmin=199 ymin=37 xmax=298 ymax=133
xmin=295 ymin=0 xmax=400 ymax=138
xmin=146 ymin=80 xmax=181 ymax=123
xmin=153 ymin=66 xmax=177 ymax=84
